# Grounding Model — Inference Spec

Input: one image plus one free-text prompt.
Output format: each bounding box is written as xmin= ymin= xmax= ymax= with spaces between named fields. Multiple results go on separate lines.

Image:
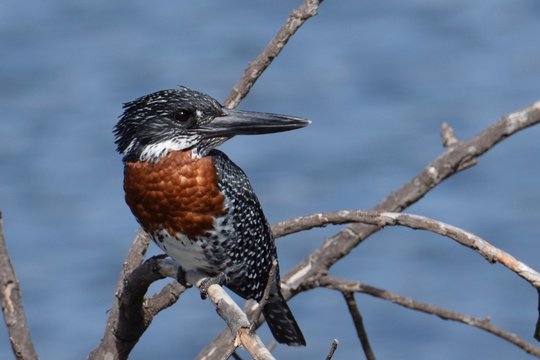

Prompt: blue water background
xmin=1 ymin=1 xmax=540 ymax=359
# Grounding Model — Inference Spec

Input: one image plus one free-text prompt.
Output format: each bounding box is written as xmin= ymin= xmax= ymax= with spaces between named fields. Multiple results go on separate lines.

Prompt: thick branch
xmin=223 ymin=0 xmax=324 ymax=109
xmin=88 ymin=232 xmax=186 ymax=360
xmin=0 ymin=210 xmax=38 ymax=360
xmin=319 ymin=276 xmax=540 ymax=358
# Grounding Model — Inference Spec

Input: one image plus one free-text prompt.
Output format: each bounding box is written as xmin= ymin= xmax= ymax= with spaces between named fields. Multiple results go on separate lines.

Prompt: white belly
xmin=153 ymin=230 xmax=212 ymax=272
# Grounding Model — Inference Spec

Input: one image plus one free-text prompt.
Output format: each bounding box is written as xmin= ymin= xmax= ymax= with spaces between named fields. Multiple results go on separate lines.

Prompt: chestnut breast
xmin=123 ymin=150 xmax=227 ymax=238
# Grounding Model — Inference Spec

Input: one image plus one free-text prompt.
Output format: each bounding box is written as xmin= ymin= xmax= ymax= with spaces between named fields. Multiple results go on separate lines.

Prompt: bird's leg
xmin=176 ymin=265 xmax=193 ymax=289
xmin=199 ymin=272 xmax=229 ymax=300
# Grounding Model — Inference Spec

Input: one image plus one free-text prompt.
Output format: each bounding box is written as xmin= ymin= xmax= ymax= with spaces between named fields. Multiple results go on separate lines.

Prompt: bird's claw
xmin=176 ymin=266 xmax=192 ymax=289
xmin=199 ymin=272 xmax=228 ymax=300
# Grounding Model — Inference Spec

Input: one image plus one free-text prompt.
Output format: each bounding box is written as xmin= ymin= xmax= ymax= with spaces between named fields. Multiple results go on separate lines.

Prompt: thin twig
xmin=535 ymin=288 xmax=540 ymax=341
xmin=342 ymin=292 xmax=375 ymax=360
xmin=440 ymin=122 xmax=459 ymax=147
xmin=223 ymin=0 xmax=324 ymax=109
xmin=325 ymin=339 xmax=339 ymax=360
xmin=0 ymin=210 xmax=38 ymax=360
xmin=272 ymin=210 xmax=540 ymax=289
xmin=320 ymin=275 xmax=540 ymax=358
xmin=250 ymin=260 xmax=278 ymax=332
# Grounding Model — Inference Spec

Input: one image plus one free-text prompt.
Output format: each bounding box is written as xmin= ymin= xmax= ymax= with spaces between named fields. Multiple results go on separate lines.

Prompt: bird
xmin=114 ymin=86 xmax=309 ymax=346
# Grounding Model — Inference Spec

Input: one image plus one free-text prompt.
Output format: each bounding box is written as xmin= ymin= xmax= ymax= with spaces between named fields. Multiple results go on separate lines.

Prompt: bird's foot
xmin=199 ymin=272 xmax=229 ymax=300
xmin=146 ymin=254 xmax=169 ymax=272
xmin=176 ymin=266 xmax=193 ymax=289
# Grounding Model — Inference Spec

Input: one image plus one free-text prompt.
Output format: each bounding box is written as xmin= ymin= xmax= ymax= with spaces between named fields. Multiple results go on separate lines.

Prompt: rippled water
xmin=1 ymin=1 xmax=540 ymax=359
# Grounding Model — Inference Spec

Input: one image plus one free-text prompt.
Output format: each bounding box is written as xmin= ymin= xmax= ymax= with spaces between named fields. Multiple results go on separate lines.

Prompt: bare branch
xmin=146 ymin=281 xmax=185 ymax=317
xmin=88 ymin=231 xmax=175 ymax=360
xmin=440 ymin=122 xmax=477 ymax=169
xmin=342 ymin=292 xmax=375 ymax=360
xmin=535 ymin=288 xmax=540 ymax=341
xmin=0 ymin=210 xmax=38 ymax=360
xmin=148 ymin=259 xmax=276 ymax=360
xmin=202 ymin=101 xmax=540 ymax=356
xmin=184 ymin=271 xmax=276 ymax=360
xmin=320 ymin=276 xmax=540 ymax=358
xmin=284 ymin=101 xmax=540 ymax=296
xmin=223 ymin=0 xmax=324 ymax=109
xmin=324 ymin=339 xmax=339 ymax=360
xmin=272 ymin=210 xmax=540 ymax=289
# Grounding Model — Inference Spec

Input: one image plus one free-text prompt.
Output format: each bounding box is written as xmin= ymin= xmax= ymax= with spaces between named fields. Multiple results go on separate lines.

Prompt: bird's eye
xmin=173 ymin=109 xmax=192 ymax=123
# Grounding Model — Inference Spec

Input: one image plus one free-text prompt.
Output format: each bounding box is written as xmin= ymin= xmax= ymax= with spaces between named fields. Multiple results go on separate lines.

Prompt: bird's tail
xmin=262 ymin=291 xmax=306 ymax=346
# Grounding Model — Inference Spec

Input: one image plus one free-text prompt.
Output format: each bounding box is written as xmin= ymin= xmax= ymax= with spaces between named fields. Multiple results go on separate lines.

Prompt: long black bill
xmin=198 ymin=108 xmax=310 ymax=138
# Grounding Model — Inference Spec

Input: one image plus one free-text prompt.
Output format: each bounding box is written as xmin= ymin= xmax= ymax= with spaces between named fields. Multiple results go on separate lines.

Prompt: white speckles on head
xmin=124 ymin=139 xmax=138 ymax=154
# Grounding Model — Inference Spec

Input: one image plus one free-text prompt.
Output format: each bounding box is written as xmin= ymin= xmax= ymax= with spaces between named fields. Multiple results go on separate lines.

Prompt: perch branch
xmin=187 ymin=272 xmax=275 ymax=360
xmin=0 ymin=210 xmax=38 ymax=360
xmin=319 ymin=275 xmax=540 ymax=357
xmin=152 ymin=259 xmax=276 ymax=360
xmin=223 ymin=0 xmax=324 ymax=109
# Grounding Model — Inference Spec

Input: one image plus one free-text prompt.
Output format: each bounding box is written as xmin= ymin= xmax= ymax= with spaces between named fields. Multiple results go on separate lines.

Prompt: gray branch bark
xmin=0 ymin=211 xmax=38 ymax=360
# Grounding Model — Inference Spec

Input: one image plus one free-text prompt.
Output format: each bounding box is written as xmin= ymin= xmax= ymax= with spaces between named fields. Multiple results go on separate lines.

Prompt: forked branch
xmin=319 ymin=275 xmax=540 ymax=357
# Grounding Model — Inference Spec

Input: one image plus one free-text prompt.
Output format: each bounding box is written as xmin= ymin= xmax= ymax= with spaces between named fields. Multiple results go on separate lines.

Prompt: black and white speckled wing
xmin=210 ymin=149 xmax=277 ymax=300
xmin=210 ymin=149 xmax=306 ymax=346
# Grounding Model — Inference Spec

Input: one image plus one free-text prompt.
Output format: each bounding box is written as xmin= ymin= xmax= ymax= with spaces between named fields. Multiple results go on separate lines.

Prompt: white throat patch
xmin=139 ymin=138 xmax=199 ymax=162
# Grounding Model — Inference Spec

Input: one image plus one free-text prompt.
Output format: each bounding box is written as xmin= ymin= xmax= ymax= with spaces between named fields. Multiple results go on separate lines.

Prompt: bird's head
xmin=114 ymin=87 xmax=310 ymax=162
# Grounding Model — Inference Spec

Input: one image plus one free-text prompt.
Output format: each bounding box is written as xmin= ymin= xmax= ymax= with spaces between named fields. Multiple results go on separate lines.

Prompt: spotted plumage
xmin=114 ymin=87 xmax=309 ymax=346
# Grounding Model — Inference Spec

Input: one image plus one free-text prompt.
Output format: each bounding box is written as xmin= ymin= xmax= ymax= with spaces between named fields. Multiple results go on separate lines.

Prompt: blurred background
xmin=1 ymin=1 xmax=540 ymax=359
